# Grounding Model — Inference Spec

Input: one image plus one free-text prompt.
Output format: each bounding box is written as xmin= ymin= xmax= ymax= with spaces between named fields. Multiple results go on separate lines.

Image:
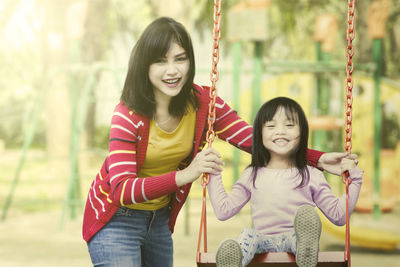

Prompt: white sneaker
xmin=294 ymin=205 xmax=321 ymax=267
xmin=215 ymin=239 xmax=242 ymax=267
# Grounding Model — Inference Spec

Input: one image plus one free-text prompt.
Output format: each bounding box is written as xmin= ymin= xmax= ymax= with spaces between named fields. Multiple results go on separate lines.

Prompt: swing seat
xmin=197 ymin=251 xmax=348 ymax=267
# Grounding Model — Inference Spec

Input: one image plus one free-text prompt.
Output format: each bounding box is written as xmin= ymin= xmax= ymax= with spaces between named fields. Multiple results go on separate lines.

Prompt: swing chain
xmin=345 ymin=0 xmax=355 ymax=154
xmin=344 ymin=1 xmax=355 ymax=266
xmin=343 ymin=0 xmax=354 ymax=187
xmin=201 ymin=0 xmax=222 ymax=187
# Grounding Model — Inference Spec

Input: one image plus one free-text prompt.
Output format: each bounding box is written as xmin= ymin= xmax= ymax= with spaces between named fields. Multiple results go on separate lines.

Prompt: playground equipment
xmin=351 ymin=76 xmax=400 ymax=213
xmin=232 ymin=0 xmax=400 ymax=253
xmin=196 ymin=0 xmax=357 ymax=266
xmin=320 ymin=209 xmax=400 ymax=251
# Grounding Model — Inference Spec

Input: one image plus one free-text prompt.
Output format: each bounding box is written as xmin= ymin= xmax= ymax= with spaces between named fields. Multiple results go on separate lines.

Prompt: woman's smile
xmin=163 ymin=77 xmax=181 ymax=87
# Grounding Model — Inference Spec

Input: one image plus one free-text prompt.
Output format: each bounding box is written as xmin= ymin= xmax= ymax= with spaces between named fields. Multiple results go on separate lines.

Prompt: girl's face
xmin=262 ymin=106 xmax=300 ymax=161
xmin=149 ymin=42 xmax=190 ymax=101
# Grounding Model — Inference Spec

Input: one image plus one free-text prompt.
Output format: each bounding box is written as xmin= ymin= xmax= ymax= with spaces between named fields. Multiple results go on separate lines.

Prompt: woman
xmin=82 ymin=17 xmax=355 ymax=267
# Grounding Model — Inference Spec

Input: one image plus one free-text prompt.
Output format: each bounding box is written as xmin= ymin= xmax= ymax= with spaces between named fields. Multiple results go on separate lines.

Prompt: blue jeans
xmin=87 ymin=206 xmax=173 ymax=267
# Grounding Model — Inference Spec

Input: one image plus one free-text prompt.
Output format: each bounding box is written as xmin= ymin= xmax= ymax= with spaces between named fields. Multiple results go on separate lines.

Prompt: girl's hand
xmin=317 ymin=152 xmax=358 ymax=176
xmin=175 ymin=147 xmax=223 ymax=187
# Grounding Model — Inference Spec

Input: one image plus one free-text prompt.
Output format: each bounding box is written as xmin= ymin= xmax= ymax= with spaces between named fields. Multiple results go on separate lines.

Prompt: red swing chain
xmin=196 ymin=0 xmax=222 ymax=261
xmin=344 ymin=0 xmax=355 ymax=266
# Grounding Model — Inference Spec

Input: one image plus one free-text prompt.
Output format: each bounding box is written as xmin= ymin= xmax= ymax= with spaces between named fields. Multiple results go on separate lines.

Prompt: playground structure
xmin=225 ymin=0 xmax=400 ymax=218
xmin=1 ymin=0 xmax=400 ymax=262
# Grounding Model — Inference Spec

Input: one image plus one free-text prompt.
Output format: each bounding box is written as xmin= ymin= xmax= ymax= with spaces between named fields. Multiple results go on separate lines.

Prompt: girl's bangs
xmin=283 ymin=105 xmax=299 ymax=123
xmin=262 ymin=103 xmax=299 ymax=123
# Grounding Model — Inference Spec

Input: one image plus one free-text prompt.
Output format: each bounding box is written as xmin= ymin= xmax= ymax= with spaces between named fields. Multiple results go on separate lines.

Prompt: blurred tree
xmin=194 ymin=0 xmax=241 ymax=43
xmin=80 ymin=0 xmax=111 ymax=147
xmin=0 ymin=0 xmax=20 ymax=32
xmin=1 ymin=0 xmax=400 ymax=150
xmin=0 ymin=0 xmax=45 ymax=148
xmin=193 ymin=0 xmax=400 ymax=81
xmin=41 ymin=0 xmax=72 ymax=168
xmin=385 ymin=1 xmax=400 ymax=77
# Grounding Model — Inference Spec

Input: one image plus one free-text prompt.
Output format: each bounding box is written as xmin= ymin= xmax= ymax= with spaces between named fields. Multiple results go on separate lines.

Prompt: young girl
xmin=208 ymin=97 xmax=363 ymax=267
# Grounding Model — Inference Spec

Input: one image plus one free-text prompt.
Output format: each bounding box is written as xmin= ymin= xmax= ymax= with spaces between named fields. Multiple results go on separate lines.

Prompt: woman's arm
xmin=108 ymin=105 xmax=179 ymax=205
xmin=175 ymin=147 xmax=223 ymax=187
xmin=306 ymin=149 xmax=324 ymax=168
xmin=213 ymin=96 xmax=253 ymax=153
xmin=207 ymin=168 xmax=252 ymax=221
xmin=109 ymin=105 xmax=224 ymax=206
xmin=212 ymin=96 xmax=328 ymax=169
xmin=212 ymin=92 xmax=362 ymax=175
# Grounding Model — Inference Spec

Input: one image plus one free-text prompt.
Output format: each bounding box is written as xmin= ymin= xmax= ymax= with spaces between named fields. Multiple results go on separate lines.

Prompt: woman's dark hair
xmin=249 ymin=97 xmax=309 ymax=188
xmin=120 ymin=17 xmax=197 ymax=118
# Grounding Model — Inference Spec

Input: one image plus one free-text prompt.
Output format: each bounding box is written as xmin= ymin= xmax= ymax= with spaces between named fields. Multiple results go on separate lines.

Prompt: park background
xmin=1 ymin=0 xmax=400 ymax=266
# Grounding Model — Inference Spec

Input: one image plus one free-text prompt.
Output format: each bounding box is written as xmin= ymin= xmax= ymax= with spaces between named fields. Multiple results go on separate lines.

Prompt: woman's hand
xmin=175 ymin=147 xmax=223 ymax=187
xmin=340 ymin=157 xmax=357 ymax=174
xmin=317 ymin=152 xmax=358 ymax=176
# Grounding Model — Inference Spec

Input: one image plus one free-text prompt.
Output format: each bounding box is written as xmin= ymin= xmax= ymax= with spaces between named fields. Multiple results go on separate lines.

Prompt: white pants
xmin=236 ymin=227 xmax=297 ymax=267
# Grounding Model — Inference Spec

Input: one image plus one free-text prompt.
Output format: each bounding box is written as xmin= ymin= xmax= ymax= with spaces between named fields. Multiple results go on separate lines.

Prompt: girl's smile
xmin=273 ymin=137 xmax=291 ymax=146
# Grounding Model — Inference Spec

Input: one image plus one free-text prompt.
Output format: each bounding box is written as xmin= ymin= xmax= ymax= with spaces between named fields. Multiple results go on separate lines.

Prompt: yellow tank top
xmin=126 ymin=106 xmax=196 ymax=210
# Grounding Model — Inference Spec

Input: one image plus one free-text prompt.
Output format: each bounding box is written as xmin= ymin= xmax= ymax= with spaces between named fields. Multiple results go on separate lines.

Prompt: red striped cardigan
xmin=82 ymin=84 xmax=323 ymax=242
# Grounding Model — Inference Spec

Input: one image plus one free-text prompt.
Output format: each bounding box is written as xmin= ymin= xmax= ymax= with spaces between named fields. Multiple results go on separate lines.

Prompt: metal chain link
xmin=197 ymin=0 xmax=222 ymax=258
xmin=345 ymin=0 xmax=355 ymax=154
xmin=344 ymin=1 xmax=355 ymax=266
xmin=201 ymin=0 xmax=222 ymax=187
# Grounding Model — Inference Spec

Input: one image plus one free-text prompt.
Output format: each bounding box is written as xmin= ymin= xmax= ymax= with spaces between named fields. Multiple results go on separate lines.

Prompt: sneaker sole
xmin=294 ymin=205 xmax=321 ymax=267
xmin=216 ymin=239 xmax=242 ymax=267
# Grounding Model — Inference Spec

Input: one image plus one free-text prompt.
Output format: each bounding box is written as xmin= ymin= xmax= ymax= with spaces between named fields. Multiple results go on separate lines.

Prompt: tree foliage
xmin=194 ymin=0 xmax=400 ymax=78
xmin=1 ymin=0 xmax=400 ymax=149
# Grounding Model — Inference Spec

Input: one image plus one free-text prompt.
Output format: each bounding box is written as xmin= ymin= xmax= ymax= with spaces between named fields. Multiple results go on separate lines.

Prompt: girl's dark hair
xmin=120 ymin=17 xmax=197 ymax=118
xmin=249 ymin=97 xmax=310 ymax=188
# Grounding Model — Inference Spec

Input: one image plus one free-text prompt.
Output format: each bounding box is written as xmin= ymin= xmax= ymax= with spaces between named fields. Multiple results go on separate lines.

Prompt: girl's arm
xmin=312 ymin=166 xmax=363 ymax=226
xmin=207 ymin=168 xmax=252 ymax=221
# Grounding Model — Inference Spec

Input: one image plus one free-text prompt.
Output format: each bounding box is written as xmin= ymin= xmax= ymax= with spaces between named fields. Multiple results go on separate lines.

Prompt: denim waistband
xmin=115 ymin=205 xmax=170 ymax=217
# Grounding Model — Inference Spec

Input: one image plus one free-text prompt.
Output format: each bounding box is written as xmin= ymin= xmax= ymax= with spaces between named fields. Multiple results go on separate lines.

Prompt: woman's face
xmin=149 ymin=42 xmax=190 ymax=101
xmin=262 ymin=107 xmax=300 ymax=160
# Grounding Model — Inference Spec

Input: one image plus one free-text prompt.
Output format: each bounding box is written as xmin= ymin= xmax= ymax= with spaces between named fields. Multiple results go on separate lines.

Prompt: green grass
xmin=0 ymin=149 xmax=102 ymax=214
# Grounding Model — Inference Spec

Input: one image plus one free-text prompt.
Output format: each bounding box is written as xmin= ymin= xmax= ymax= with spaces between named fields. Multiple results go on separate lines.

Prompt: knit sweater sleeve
xmin=108 ymin=104 xmax=179 ymax=206
xmin=213 ymin=96 xmax=252 ymax=153
xmin=306 ymin=149 xmax=324 ymax=168
xmin=207 ymin=168 xmax=252 ymax=221
xmin=311 ymin=166 xmax=363 ymax=226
